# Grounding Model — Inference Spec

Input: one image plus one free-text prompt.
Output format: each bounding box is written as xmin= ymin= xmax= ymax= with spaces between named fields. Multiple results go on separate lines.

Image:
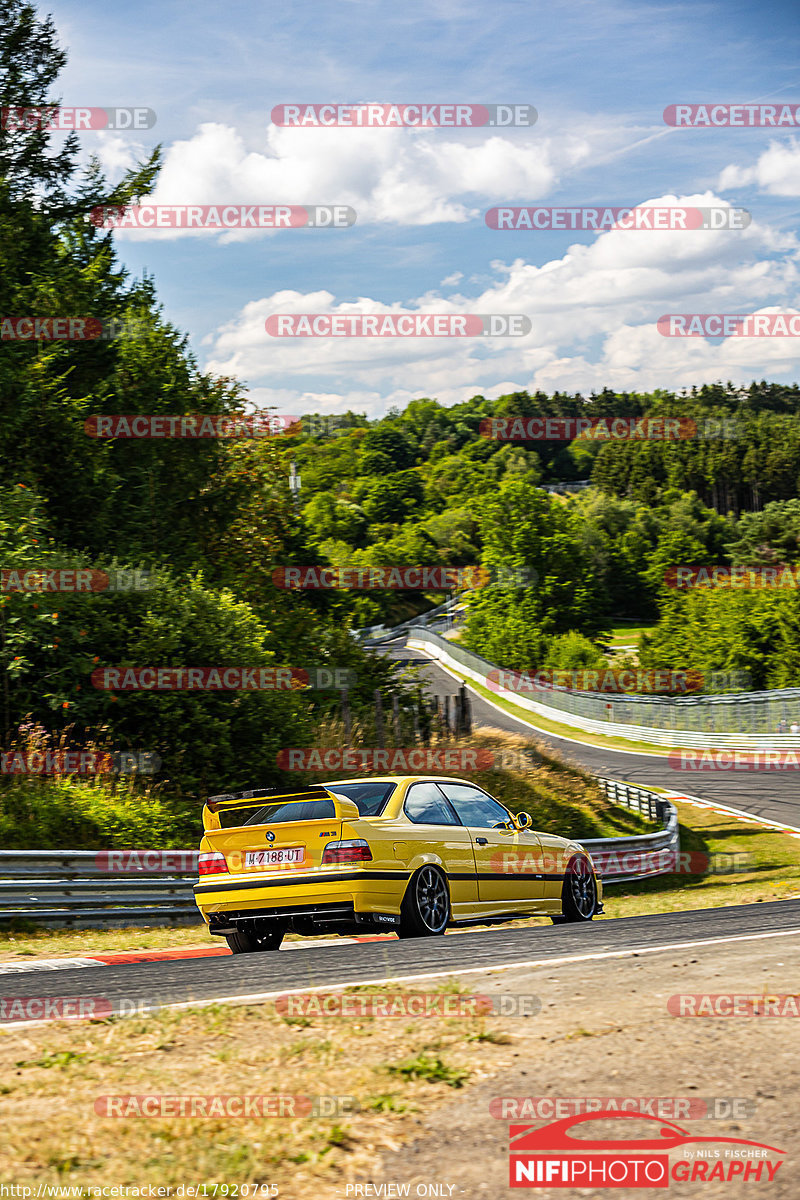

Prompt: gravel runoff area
xmin=349 ymin=929 xmax=800 ymax=1200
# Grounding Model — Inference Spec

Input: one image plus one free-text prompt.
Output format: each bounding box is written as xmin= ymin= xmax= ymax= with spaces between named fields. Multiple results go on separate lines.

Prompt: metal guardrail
xmin=0 ymin=850 xmax=201 ymax=927
xmin=354 ymin=595 xmax=463 ymax=644
xmin=406 ymin=627 xmax=800 ymax=747
xmin=0 ymin=779 xmax=679 ymax=925
xmin=583 ymin=779 xmax=680 ymax=885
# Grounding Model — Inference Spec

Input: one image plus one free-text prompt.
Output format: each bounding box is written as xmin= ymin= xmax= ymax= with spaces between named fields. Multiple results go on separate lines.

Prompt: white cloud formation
xmin=719 ymin=138 xmax=800 ymax=196
xmin=202 ymin=192 xmax=800 ymax=414
xmin=104 ymin=120 xmax=592 ymax=239
xmin=74 ymin=132 xmax=150 ymax=182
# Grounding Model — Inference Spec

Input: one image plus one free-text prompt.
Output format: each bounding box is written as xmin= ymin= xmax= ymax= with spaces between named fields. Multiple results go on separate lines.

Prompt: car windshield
xmin=325 ymin=781 xmax=396 ymax=815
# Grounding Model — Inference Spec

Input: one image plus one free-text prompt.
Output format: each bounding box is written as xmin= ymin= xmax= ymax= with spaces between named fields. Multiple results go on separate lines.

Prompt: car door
xmin=436 ymin=781 xmax=545 ymax=915
xmin=399 ymin=780 xmax=479 ymax=919
xmin=537 ymin=832 xmax=572 ymax=900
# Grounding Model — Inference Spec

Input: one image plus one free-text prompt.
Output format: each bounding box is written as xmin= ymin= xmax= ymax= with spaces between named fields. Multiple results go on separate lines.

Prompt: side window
xmin=437 ymin=783 xmax=513 ymax=829
xmin=404 ymin=782 xmax=460 ymax=826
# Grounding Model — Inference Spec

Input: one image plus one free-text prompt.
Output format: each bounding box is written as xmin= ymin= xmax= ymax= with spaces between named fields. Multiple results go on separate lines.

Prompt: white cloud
xmin=104 ymin=120 xmax=592 ymax=239
xmin=719 ymin=138 xmax=800 ymax=196
xmin=202 ymin=191 xmax=800 ymax=416
xmin=75 ymin=133 xmax=149 ymax=180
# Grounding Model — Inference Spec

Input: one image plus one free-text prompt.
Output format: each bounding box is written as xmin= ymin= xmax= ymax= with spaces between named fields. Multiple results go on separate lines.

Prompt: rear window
xmin=217 ymin=798 xmax=336 ymax=828
xmin=324 ymin=781 xmax=396 ymax=816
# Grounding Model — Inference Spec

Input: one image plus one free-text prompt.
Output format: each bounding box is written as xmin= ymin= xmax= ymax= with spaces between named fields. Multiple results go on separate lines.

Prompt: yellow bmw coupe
xmin=194 ymin=776 xmax=603 ymax=952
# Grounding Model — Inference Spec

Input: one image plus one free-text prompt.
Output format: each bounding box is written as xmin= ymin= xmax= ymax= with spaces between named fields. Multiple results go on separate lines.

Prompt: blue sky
xmin=47 ymin=0 xmax=800 ymax=416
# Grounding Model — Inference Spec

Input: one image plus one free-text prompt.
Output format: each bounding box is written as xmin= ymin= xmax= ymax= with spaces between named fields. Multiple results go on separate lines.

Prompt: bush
xmin=0 ymin=776 xmax=198 ymax=849
xmin=1 ymin=569 xmax=316 ymax=798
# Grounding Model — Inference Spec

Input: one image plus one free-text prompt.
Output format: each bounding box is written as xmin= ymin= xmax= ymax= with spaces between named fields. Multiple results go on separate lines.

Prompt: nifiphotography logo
xmin=508 ymin=1112 xmax=784 ymax=1187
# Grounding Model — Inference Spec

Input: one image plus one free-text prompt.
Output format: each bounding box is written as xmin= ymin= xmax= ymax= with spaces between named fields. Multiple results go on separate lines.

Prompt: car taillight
xmin=198 ymin=851 xmax=228 ymax=875
xmin=321 ymin=839 xmax=373 ymax=864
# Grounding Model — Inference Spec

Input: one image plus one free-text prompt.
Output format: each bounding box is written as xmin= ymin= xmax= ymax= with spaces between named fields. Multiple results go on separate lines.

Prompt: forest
xmin=2 ymin=4 xmax=800 ymax=826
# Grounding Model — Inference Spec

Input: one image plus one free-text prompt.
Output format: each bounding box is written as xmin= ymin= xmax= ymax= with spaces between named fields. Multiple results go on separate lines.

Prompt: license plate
xmin=245 ymin=847 xmax=304 ymax=868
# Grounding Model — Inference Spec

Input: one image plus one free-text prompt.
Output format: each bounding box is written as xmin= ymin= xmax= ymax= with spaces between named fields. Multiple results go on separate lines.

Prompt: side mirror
xmin=515 ymin=811 xmax=533 ymax=830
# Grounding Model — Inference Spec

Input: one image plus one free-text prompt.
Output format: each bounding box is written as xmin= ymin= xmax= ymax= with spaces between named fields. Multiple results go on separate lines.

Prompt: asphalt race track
xmin=388 ymin=642 xmax=800 ymax=829
xmin=2 ymin=901 xmax=799 ymax=1020
xmin=3 ymin=638 xmax=799 ymax=1027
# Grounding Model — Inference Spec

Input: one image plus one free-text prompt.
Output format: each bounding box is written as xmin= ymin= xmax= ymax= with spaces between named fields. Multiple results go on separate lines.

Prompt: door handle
xmin=475 ymin=837 xmax=488 ymax=845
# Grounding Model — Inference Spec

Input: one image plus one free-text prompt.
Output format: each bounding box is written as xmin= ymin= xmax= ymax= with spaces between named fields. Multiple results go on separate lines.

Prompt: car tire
xmin=225 ymin=922 xmax=286 ymax=953
xmin=551 ymin=857 xmax=597 ymax=923
xmin=398 ymin=864 xmax=450 ymax=938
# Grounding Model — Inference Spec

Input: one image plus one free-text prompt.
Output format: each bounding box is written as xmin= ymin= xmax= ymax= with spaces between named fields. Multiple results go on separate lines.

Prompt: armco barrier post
xmin=375 ymin=689 xmax=386 ymax=748
xmin=460 ymin=684 xmax=472 ymax=734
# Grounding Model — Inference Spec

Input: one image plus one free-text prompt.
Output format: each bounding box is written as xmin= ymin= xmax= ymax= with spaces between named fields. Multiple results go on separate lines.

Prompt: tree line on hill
xmin=3 ymin=2 xmax=800 ymax=815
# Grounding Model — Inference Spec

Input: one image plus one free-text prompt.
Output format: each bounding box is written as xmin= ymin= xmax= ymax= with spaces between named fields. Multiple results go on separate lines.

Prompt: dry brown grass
xmin=0 ymin=983 xmax=514 ymax=1194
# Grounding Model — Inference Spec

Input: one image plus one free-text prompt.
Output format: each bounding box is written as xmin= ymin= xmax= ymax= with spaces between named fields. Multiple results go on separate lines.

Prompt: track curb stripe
xmin=0 ymin=935 xmax=397 ymax=975
xmin=3 ymin=925 xmax=800 ymax=1030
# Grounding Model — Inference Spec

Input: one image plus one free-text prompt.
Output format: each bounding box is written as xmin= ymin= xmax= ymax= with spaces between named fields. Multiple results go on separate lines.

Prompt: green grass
xmin=0 ymin=774 xmax=198 ymax=850
xmin=15 ymin=1050 xmax=87 ymax=1070
xmin=367 ymin=1094 xmax=412 ymax=1114
xmin=604 ymin=622 xmax=657 ymax=647
xmin=597 ymin=797 xmax=800 ymax=918
xmin=386 ymin=1053 xmax=469 ymax=1088
xmin=0 ymin=923 xmax=214 ymax=960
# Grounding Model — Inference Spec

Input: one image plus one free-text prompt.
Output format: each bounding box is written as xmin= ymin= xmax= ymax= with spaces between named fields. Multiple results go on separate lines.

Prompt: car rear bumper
xmin=193 ymin=868 xmax=410 ymax=922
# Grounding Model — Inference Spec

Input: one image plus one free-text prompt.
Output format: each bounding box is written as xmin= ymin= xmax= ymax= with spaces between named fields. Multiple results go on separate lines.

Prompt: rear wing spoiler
xmin=203 ymin=785 xmax=358 ymax=831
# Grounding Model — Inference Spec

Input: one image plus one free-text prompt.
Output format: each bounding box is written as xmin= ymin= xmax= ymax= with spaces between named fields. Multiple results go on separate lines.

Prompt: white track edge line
xmin=666 ymin=791 xmax=800 ymax=834
xmin=0 ymin=957 xmax=102 ymax=975
xmin=3 ymin=926 xmax=800 ymax=1030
